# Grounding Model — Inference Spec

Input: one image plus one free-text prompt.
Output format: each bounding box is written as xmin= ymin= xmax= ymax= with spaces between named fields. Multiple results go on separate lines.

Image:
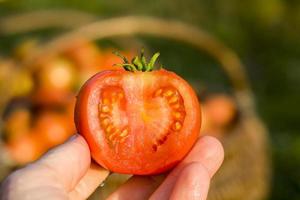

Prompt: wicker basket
xmin=0 ymin=13 xmax=270 ymax=200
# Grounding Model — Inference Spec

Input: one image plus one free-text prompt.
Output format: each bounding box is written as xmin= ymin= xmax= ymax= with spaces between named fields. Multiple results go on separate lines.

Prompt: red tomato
xmin=6 ymin=110 xmax=75 ymax=164
xmin=32 ymin=57 xmax=76 ymax=105
xmin=34 ymin=111 xmax=76 ymax=148
xmin=200 ymin=94 xmax=238 ymax=139
xmin=75 ymin=53 xmax=201 ymax=175
xmin=4 ymin=108 xmax=31 ymax=142
xmin=6 ymin=133 xmax=44 ymax=164
xmin=100 ymin=50 xmax=133 ymax=70
xmin=63 ymin=41 xmax=103 ymax=86
xmin=203 ymin=94 xmax=237 ymax=129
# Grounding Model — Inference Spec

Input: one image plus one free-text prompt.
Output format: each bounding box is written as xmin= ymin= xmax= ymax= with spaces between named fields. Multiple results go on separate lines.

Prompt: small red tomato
xmin=100 ymin=49 xmax=133 ymax=70
xmin=63 ymin=40 xmax=103 ymax=71
xmin=32 ymin=57 xmax=76 ymax=105
xmin=34 ymin=111 xmax=76 ymax=148
xmin=4 ymin=108 xmax=31 ymax=142
xmin=75 ymin=51 xmax=201 ymax=175
xmin=6 ymin=133 xmax=44 ymax=165
xmin=203 ymin=94 xmax=237 ymax=129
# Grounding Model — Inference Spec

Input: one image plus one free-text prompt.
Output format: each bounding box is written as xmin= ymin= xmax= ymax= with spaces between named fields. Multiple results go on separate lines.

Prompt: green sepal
xmin=113 ymin=50 xmax=162 ymax=72
xmin=148 ymin=52 xmax=160 ymax=70
xmin=132 ymin=56 xmax=143 ymax=71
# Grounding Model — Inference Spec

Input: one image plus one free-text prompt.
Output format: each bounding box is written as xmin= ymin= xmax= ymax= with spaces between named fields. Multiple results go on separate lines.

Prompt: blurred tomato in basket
xmin=201 ymin=94 xmax=238 ymax=138
xmin=33 ymin=111 xmax=75 ymax=148
xmin=3 ymin=105 xmax=75 ymax=164
xmin=3 ymin=107 xmax=31 ymax=142
xmin=31 ymin=57 xmax=78 ymax=105
xmin=1 ymin=40 xmax=134 ymax=165
xmin=6 ymin=132 xmax=44 ymax=165
xmin=63 ymin=40 xmax=133 ymax=86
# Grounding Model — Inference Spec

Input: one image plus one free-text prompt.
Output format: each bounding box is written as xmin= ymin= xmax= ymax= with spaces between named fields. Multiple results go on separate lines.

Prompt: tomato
xmin=202 ymin=94 xmax=237 ymax=129
xmin=5 ymin=110 xmax=75 ymax=164
xmin=34 ymin=111 xmax=76 ymax=148
xmin=4 ymin=108 xmax=31 ymax=142
xmin=4 ymin=109 xmax=75 ymax=164
xmin=200 ymin=94 xmax=238 ymax=139
xmin=6 ymin=133 xmax=44 ymax=164
xmin=32 ymin=57 xmax=77 ymax=105
xmin=64 ymin=41 xmax=106 ymax=84
xmin=75 ymin=52 xmax=201 ymax=175
xmin=64 ymin=40 xmax=103 ymax=71
xmin=100 ymin=50 xmax=133 ymax=70
xmin=64 ymin=41 xmax=134 ymax=88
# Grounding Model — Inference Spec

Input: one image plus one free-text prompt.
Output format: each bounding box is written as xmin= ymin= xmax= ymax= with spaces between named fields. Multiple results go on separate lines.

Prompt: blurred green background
xmin=0 ymin=0 xmax=300 ymax=199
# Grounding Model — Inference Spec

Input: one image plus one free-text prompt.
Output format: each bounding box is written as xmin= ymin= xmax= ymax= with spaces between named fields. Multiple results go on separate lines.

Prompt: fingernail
xmin=69 ymin=134 xmax=79 ymax=141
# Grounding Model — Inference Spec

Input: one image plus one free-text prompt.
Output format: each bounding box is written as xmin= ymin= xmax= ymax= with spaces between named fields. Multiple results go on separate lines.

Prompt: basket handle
xmin=25 ymin=16 xmax=256 ymax=116
xmin=0 ymin=10 xmax=97 ymax=34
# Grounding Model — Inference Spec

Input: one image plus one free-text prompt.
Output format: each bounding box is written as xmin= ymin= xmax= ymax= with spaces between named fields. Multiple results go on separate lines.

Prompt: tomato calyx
xmin=113 ymin=49 xmax=161 ymax=72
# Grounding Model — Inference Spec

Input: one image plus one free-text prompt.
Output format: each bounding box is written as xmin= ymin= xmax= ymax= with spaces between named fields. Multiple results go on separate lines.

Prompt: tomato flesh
xmin=75 ymin=69 xmax=201 ymax=175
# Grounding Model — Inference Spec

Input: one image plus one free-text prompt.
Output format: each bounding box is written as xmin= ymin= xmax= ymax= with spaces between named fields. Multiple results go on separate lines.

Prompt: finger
xmin=32 ymin=134 xmax=92 ymax=190
xmin=69 ymin=162 xmax=109 ymax=199
xmin=169 ymin=162 xmax=210 ymax=200
xmin=150 ymin=136 xmax=224 ymax=199
xmin=106 ymin=175 xmax=164 ymax=200
xmin=0 ymin=135 xmax=91 ymax=199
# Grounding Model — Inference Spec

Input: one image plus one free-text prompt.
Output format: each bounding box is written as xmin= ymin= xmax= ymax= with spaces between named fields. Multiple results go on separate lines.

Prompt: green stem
xmin=113 ymin=50 xmax=161 ymax=72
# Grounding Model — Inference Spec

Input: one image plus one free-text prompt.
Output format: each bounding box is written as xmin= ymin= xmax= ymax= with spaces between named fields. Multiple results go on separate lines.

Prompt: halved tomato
xmin=75 ymin=52 xmax=201 ymax=175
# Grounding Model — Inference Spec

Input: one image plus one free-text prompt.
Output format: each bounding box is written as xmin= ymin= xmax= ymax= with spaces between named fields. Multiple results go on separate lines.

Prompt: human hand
xmin=0 ymin=134 xmax=223 ymax=200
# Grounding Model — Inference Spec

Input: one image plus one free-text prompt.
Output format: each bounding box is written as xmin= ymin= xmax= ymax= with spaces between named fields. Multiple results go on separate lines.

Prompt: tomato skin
xmin=75 ymin=69 xmax=201 ymax=175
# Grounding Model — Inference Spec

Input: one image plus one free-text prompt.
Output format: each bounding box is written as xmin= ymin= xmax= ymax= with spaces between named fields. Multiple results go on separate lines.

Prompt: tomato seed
xmin=109 ymin=131 xmax=118 ymax=141
xmin=120 ymin=136 xmax=129 ymax=143
xmin=106 ymin=125 xmax=114 ymax=133
xmin=173 ymin=121 xmax=182 ymax=131
xmin=101 ymin=105 xmax=110 ymax=113
xmin=101 ymin=118 xmax=110 ymax=127
xmin=120 ymin=129 xmax=128 ymax=137
xmin=168 ymin=96 xmax=178 ymax=104
xmin=164 ymin=90 xmax=174 ymax=97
